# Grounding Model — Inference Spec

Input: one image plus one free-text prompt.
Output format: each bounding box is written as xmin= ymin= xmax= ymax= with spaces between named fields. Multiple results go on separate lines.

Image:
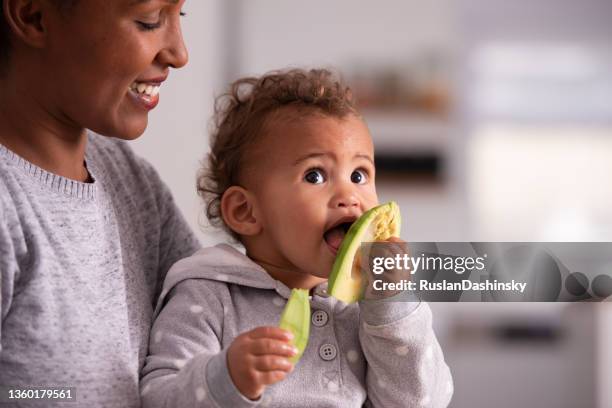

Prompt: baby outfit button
xmin=314 ymin=285 xmax=328 ymax=297
xmin=319 ymin=343 xmax=337 ymax=361
xmin=311 ymin=310 xmax=329 ymax=327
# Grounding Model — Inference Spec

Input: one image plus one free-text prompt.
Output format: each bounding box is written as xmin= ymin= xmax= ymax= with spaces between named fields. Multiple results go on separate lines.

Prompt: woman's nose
xmin=157 ymin=22 xmax=189 ymax=69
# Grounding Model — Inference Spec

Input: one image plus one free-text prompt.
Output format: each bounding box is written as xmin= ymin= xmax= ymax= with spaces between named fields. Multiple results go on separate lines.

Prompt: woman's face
xmin=42 ymin=0 xmax=188 ymax=139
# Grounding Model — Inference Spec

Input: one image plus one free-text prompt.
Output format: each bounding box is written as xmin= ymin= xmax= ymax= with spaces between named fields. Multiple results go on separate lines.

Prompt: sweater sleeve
xmin=0 ymin=220 xmax=11 ymax=352
xmin=0 ymin=197 xmax=22 ymax=353
xmin=140 ymin=277 xmax=260 ymax=408
xmin=359 ymin=300 xmax=453 ymax=408
xmin=138 ymin=159 xmax=201 ymax=295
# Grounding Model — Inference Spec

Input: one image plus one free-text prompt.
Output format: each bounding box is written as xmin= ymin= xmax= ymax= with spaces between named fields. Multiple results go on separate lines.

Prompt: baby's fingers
xmin=254 ymin=355 xmax=294 ymax=373
xmin=257 ymin=370 xmax=290 ymax=386
xmin=248 ymin=326 xmax=293 ymax=342
xmin=251 ymin=338 xmax=298 ymax=357
xmin=383 ymin=236 xmax=409 ymax=255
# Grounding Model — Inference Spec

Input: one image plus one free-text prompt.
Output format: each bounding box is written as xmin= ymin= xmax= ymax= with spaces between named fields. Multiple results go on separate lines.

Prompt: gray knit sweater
xmin=0 ymin=133 xmax=200 ymax=407
xmin=141 ymin=244 xmax=453 ymax=408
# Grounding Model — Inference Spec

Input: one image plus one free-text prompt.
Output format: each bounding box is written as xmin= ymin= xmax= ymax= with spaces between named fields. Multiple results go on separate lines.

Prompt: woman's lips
xmin=128 ymin=81 xmax=161 ymax=110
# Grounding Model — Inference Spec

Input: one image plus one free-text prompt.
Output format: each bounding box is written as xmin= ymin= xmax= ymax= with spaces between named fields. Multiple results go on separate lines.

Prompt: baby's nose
xmin=331 ymin=191 xmax=360 ymax=209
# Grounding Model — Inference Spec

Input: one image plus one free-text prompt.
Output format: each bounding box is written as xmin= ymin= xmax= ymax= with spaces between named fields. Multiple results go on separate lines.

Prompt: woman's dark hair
xmin=0 ymin=4 xmax=10 ymax=72
xmin=197 ymin=68 xmax=359 ymax=240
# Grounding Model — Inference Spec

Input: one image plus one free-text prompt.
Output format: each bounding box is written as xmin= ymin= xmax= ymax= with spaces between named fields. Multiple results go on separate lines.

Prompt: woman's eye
xmin=351 ymin=169 xmax=367 ymax=184
xmin=136 ymin=20 xmax=162 ymax=31
xmin=304 ymin=169 xmax=326 ymax=184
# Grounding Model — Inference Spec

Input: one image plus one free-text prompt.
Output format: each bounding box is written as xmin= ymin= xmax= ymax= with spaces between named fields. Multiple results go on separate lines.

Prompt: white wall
xmin=234 ymin=0 xmax=457 ymax=76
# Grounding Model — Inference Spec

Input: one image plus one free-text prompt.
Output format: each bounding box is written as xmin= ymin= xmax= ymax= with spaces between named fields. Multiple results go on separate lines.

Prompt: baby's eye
xmin=304 ymin=169 xmax=326 ymax=184
xmin=351 ymin=169 xmax=368 ymax=184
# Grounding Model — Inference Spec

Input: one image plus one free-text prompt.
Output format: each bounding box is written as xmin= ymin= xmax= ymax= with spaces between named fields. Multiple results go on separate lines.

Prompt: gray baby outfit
xmin=141 ymin=244 xmax=453 ymax=407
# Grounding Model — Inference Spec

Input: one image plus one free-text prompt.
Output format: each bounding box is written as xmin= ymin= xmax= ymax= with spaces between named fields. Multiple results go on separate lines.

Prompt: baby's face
xmin=246 ymin=112 xmax=378 ymax=281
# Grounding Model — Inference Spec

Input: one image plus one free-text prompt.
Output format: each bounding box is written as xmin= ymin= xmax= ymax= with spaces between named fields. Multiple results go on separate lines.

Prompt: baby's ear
xmin=220 ymin=186 xmax=261 ymax=236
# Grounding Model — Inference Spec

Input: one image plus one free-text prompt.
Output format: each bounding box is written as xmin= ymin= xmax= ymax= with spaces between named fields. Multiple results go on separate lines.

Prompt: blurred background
xmin=131 ymin=1 xmax=612 ymax=406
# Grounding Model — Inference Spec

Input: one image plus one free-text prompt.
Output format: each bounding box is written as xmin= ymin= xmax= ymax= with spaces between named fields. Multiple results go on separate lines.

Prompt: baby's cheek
xmin=363 ymin=186 xmax=379 ymax=208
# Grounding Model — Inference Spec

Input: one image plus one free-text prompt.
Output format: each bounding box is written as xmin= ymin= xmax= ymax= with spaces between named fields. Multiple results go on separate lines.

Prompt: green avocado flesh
xmin=278 ymin=288 xmax=311 ymax=364
xmin=327 ymin=201 xmax=401 ymax=304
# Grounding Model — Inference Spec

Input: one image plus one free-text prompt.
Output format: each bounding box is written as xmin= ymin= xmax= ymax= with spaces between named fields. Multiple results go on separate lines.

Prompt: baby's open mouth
xmin=324 ymin=219 xmax=356 ymax=254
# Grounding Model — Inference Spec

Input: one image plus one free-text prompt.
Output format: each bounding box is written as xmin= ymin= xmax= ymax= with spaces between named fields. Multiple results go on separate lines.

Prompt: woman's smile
xmin=128 ymin=78 xmax=165 ymax=110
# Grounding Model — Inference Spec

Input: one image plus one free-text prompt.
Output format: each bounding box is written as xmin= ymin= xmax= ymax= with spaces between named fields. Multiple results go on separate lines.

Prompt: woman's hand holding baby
xmin=227 ymin=326 xmax=297 ymax=400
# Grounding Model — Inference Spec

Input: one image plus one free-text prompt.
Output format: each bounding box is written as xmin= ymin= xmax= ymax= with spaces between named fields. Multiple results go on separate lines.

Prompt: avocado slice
xmin=328 ymin=201 xmax=401 ymax=303
xmin=278 ymin=288 xmax=311 ymax=364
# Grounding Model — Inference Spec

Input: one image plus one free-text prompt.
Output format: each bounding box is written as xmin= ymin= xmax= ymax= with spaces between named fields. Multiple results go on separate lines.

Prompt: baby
xmin=140 ymin=69 xmax=453 ymax=407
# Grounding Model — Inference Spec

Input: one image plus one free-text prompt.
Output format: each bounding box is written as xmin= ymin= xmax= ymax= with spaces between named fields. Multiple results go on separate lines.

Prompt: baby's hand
xmin=227 ymin=326 xmax=297 ymax=400
xmin=363 ymin=236 xmax=411 ymax=300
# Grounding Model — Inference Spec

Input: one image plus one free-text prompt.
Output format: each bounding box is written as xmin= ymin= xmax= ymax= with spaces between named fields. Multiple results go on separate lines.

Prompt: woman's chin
xmin=98 ymin=119 xmax=148 ymax=141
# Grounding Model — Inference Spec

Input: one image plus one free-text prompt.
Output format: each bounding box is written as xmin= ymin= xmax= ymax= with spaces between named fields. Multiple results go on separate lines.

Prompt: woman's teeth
xmin=129 ymin=82 xmax=160 ymax=97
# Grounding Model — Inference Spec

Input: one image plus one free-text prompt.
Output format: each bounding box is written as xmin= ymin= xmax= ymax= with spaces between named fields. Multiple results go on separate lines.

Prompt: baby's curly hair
xmin=197 ymin=68 xmax=359 ymax=240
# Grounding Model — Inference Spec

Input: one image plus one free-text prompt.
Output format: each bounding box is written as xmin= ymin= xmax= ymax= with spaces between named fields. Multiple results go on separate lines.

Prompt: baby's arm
xmin=359 ymin=239 xmax=453 ymax=408
xmin=360 ymin=301 xmax=453 ymax=408
xmin=140 ymin=278 xmax=295 ymax=407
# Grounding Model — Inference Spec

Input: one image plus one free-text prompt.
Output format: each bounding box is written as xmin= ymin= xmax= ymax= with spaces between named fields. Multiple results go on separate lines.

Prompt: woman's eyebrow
xmin=130 ymin=0 xmax=179 ymax=4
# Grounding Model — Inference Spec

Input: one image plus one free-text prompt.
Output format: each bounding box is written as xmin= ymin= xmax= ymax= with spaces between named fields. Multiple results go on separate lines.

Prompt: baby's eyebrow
xmin=292 ymin=152 xmax=374 ymax=166
xmin=355 ymin=153 xmax=375 ymax=165
xmin=293 ymin=152 xmax=330 ymax=166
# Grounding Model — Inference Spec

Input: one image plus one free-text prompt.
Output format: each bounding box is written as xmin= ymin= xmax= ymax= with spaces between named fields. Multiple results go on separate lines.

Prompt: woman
xmin=0 ymin=0 xmax=200 ymax=406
